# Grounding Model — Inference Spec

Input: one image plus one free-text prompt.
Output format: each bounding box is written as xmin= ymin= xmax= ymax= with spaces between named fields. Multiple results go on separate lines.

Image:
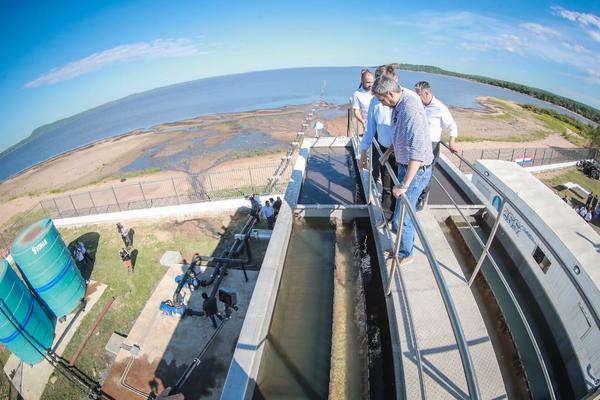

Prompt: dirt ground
xmin=0 ymin=97 xmax=587 ymax=228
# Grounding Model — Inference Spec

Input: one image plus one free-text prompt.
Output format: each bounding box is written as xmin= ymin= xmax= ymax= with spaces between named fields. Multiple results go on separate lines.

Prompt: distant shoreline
xmin=0 ymin=104 xmax=309 ymax=185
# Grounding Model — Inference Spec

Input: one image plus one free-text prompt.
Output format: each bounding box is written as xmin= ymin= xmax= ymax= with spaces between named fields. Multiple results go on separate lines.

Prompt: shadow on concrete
xmin=102 ymin=207 xmax=269 ymax=400
xmin=68 ymin=232 xmax=100 ymax=282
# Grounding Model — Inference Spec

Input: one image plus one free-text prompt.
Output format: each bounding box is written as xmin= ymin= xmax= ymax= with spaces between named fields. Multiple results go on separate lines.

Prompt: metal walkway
xmin=350 ymin=132 xmax=508 ymax=399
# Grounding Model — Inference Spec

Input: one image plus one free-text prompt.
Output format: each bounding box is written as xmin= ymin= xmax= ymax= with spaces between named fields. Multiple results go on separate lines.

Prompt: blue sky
xmin=1 ymin=0 xmax=599 ymax=151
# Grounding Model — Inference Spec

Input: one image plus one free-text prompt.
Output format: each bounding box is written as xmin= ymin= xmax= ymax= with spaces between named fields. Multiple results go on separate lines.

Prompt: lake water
xmin=0 ymin=66 xmax=589 ymax=182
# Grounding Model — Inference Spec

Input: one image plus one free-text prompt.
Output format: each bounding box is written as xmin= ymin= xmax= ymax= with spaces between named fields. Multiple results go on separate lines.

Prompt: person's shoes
xmin=416 ymin=196 xmax=425 ymax=211
xmin=399 ymin=256 xmax=414 ymax=267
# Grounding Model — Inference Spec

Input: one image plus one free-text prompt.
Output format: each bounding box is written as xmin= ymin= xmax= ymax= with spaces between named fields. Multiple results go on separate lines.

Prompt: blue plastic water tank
xmin=0 ymin=259 xmax=54 ymax=365
xmin=11 ymin=219 xmax=85 ymax=317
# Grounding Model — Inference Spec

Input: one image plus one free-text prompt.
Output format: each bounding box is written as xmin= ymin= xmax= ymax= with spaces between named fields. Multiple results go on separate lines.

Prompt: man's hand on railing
xmin=360 ymin=151 xmax=368 ymax=169
xmin=392 ymin=184 xmax=407 ymax=198
xmin=448 ymin=137 xmax=459 ymax=153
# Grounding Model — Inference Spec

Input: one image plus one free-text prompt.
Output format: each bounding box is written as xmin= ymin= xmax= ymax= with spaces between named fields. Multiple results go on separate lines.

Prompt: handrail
xmin=430 ymin=172 xmax=556 ymax=399
xmin=348 ymin=110 xmax=480 ymax=399
xmin=368 ymin=138 xmax=482 ymax=400
xmin=441 ymin=141 xmax=600 ymax=329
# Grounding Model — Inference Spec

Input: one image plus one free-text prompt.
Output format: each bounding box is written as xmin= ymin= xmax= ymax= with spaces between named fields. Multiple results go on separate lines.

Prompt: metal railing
xmin=443 ymin=141 xmax=600 ymax=329
xmin=451 ymin=146 xmax=596 ymax=173
xmin=348 ymin=108 xmax=481 ymax=399
xmin=34 ymin=163 xmax=291 ymax=220
xmin=430 ymin=149 xmax=556 ymax=399
xmin=370 ymin=139 xmax=481 ymax=400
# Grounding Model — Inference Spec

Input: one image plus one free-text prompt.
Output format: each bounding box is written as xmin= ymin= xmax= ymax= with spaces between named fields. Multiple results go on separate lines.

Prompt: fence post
xmin=138 ymin=183 xmax=148 ymax=208
xmin=511 ymin=148 xmax=515 ymax=162
xmin=533 ymin=149 xmax=538 ymax=166
xmin=112 ymin=186 xmax=122 ymax=211
xmin=87 ymin=192 xmax=97 ymax=214
xmin=69 ymin=195 xmax=79 ymax=217
xmin=52 ymin=198 xmax=62 ymax=218
xmin=549 ymin=148 xmax=554 ymax=163
xmin=347 ymin=109 xmax=351 ymax=136
xmin=480 ymin=149 xmax=484 ymax=160
xmin=207 ymin=174 xmax=215 ymax=196
xmin=171 ymin=177 xmax=181 ymax=205
xmin=39 ymin=202 xmax=49 ymax=218
xmin=541 ymin=148 xmax=546 ymax=165
xmin=249 ymin=169 xmax=256 ymax=194
xmin=497 ymin=149 xmax=501 ymax=159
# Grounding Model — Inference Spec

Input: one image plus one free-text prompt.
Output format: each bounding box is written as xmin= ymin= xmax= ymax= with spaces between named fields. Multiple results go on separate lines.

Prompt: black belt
xmin=398 ymin=163 xmax=431 ymax=171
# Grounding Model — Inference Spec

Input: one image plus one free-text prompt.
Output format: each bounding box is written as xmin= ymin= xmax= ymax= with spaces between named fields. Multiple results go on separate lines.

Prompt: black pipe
xmin=172 ymin=255 xmax=201 ymax=305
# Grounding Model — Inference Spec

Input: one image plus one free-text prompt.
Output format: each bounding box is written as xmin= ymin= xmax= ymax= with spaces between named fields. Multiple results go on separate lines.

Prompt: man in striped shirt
xmin=374 ymin=75 xmax=433 ymax=265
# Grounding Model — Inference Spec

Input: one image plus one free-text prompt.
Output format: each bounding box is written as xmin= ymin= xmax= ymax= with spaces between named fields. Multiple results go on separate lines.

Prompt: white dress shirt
xmin=424 ymin=97 xmax=458 ymax=143
xmin=352 ymin=87 xmax=374 ymax=121
xmin=360 ymin=97 xmax=393 ymax=152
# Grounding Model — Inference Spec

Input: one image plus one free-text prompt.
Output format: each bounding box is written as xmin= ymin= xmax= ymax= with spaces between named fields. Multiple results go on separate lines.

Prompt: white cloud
xmin=552 ymin=6 xmax=600 ymax=43
xmin=25 ymin=38 xmax=211 ymax=88
xmin=390 ymin=10 xmax=600 ymax=88
xmin=520 ymin=22 xmax=562 ymax=39
xmin=500 ymin=34 xmax=526 ymax=54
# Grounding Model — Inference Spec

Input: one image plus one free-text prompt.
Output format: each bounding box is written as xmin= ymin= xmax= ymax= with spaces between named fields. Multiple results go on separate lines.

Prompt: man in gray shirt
xmin=374 ymin=75 xmax=433 ymax=265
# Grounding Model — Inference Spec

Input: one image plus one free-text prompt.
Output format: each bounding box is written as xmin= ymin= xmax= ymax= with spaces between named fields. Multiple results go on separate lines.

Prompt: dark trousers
xmin=419 ymin=142 xmax=441 ymax=202
xmin=380 ymin=145 xmax=397 ymax=220
xmin=208 ymin=313 xmax=224 ymax=328
xmin=371 ymin=142 xmax=381 ymax=181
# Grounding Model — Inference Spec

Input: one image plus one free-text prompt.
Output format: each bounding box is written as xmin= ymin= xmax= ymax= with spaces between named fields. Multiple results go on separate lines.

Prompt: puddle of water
xmin=121 ymin=131 xmax=282 ymax=173
xmin=299 ymin=147 xmax=362 ymax=205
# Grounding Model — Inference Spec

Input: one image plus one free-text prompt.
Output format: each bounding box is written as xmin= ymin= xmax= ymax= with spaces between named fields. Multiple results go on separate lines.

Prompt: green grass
xmin=118 ymin=167 xmax=162 ymax=180
xmin=540 ymin=168 xmax=600 ymax=205
xmin=39 ymin=212 xmax=264 ymax=399
xmin=454 ymin=130 xmax=549 ymax=143
xmin=0 ymin=207 xmax=47 ymax=249
xmin=541 ymin=168 xmax=600 ymax=194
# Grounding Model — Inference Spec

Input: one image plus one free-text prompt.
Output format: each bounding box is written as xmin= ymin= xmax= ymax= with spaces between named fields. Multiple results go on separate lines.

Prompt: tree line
xmin=521 ymin=105 xmax=600 ymax=148
xmin=392 ymin=63 xmax=600 ymax=125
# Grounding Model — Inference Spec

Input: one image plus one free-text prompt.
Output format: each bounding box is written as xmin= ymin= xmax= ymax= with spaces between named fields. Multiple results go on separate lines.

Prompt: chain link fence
xmin=0 ymin=163 xmax=291 ymax=249
xmin=448 ymin=146 xmax=597 ymax=173
xmin=40 ymin=163 xmax=289 ymax=219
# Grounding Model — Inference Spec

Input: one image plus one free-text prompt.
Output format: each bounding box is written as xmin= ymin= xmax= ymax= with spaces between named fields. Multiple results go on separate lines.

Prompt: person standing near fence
xmin=374 ymin=75 xmax=434 ymax=266
xmin=360 ymin=65 xmax=398 ymax=222
xmin=261 ymin=201 xmax=275 ymax=229
xmin=116 ymin=222 xmax=131 ymax=247
xmin=119 ymin=247 xmax=133 ymax=273
xmin=352 ymin=69 xmax=374 ymax=132
xmin=273 ymin=196 xmax=282 ymax=218
xmin=414 ymin=81 xmax=459 ymax=210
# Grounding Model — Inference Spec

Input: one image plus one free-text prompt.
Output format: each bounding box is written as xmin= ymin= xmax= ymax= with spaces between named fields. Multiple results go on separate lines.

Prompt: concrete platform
xmin=371 ymin=205 xmax=507 ymax=398
xmin=3 ymin=281 xmax=107 ymax=400
xmin=101 ymin=262 xmax=258 ymax=399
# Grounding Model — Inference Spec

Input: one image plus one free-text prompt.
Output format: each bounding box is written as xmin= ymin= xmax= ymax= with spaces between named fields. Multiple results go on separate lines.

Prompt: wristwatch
xmin=399 ymin=182 xmax=409 ymax=190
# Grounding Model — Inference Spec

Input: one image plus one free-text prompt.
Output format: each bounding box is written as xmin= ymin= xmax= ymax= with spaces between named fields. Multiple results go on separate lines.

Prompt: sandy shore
xmin=0 ymin=97 xmax=587 ymax=227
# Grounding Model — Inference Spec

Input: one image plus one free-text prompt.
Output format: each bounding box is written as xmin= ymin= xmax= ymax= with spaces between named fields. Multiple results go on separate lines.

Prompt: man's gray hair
xmin=372 ymin=75 xmax=401 ymax=96
xmin=414 ymin=81 xmax=431 ymax=94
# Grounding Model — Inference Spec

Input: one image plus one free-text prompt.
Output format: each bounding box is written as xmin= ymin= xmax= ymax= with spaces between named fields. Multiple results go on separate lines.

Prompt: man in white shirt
xmin=360 ymin=65 xmax=397 ymax=220
xmin=352 ymin=69 xmax=374 ymax=132
xmin=261 ymin=200 xmax=275 ymax=229
xmin=414 ymin=81 xmax=459 ymax=209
